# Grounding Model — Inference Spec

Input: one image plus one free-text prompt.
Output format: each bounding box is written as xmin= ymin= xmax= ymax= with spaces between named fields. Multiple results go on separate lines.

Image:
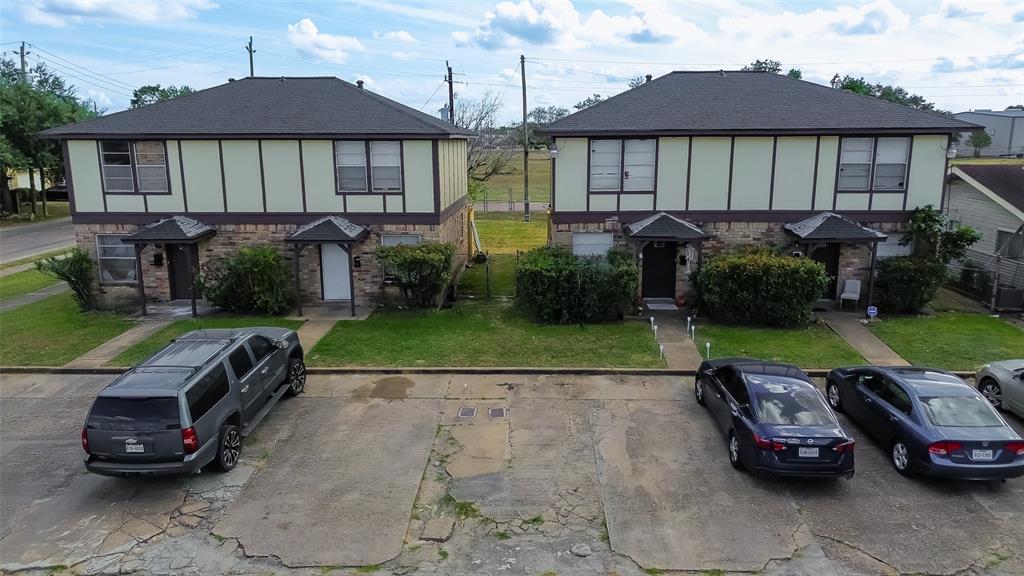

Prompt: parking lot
xmin=1 ymin=371 xmax=1022 ymax=575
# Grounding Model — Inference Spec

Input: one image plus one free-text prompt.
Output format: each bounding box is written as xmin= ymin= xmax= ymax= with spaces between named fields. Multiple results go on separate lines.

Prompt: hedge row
xmin=516 ymin=246 xmax=637 ymax=324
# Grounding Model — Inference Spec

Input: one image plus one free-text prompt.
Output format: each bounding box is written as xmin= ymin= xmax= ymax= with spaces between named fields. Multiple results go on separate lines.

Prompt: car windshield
xmin=87 ymin=397 xmax=180 ymax=432
xmin=754 ymin=387 xmax=835 ymax=426
xmin=920 ymin=395 xmax=1004 ymax=427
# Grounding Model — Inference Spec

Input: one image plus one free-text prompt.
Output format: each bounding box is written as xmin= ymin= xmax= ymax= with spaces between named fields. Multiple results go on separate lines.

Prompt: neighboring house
xmin=535 ymin=71 xmax=979 ymax=306
xmin=954 ymin=108 xmax=1024 ymax=157
xmin=40 ymin=77 xmax=471 ymax=314
xmin=946 ymin=164 xmax=1024 ymax=300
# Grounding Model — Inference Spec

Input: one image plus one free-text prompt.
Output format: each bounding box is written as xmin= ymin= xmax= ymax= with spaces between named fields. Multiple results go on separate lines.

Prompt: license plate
xmin=798 ymin=447 xmax=819 ymax=458
xmin=125 ymin=442 xmax=144 ymax=453
xmin=972 ymin=449 xmax=993 ymax=460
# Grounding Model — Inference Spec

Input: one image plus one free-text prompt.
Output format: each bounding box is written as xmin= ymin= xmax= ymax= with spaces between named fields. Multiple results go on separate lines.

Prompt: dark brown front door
xmin=642 ymin=241 xmax=677 ymax=298
xmin=167 ymin=244 xmax=193 ymax=300
xmin=810 ymin=244 xmax=840 ymax=299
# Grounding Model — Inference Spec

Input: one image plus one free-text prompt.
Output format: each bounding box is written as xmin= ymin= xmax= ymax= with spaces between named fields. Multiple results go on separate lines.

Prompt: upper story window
xmin=589 ymin=139 xmax=655 ymax=192
xmin=99 ymin=140 xmax=168 ymax=194
xmin=334 ymin=140 xmax=403 ymax=193
xmin=838 ymin=137 xmax=910 ymax=191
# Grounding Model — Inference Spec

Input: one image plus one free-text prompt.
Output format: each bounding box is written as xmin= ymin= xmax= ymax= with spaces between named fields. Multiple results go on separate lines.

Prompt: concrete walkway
xmin=0 ymin=282 xmax=69 ymax=312
xmin=288 ymin=304 xmax=374 ymax=352
xmin=646 ymin=309 xmax=704 ymax=370
xmin=64 ymin=318 xmax=174 ymax=368
xmin=819 ymin=311 xmax=909 ymax=366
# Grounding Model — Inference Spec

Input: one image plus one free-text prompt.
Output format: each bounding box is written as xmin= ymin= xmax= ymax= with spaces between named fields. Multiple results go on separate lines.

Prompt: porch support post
xmin=134 ymin=243 xmax=147 ymax=316
xmin=293 ymin=244 xmax=304 ymax=317
xmin=865 ymin=242 xmax=878 ymax=316
xmin=186 ymin=243 xmax=197 ymax=318
xmin=344 ymin=243 xmax=355 ymax=317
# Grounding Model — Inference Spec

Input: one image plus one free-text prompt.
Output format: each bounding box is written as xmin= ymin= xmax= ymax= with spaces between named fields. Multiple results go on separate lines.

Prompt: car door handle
xmin=863 ymin=396 xmax=873 ymax=404
xmin=241 ymin=385 xmax=250 ymax=393
xmin=260 ymin=366 xmax=269 ymax=375
xmin=888 ymin=415 xmax=899 ymax=423
xmin=730 ymin=408 xmax=738 ymax=417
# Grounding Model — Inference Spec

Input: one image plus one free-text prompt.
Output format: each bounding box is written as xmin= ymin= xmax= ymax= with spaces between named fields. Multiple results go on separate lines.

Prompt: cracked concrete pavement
xmin=1 ymin=371 xmax=1023 ymax=576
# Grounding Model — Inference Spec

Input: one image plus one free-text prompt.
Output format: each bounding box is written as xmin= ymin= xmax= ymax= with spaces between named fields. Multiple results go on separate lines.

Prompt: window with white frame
xmin=838 ymin=137 xmax=910 ymax=191
xmin=99 ymin=141 xmax=168 ymax=194
xmin=381 ymin=234 xmax=422 ymax=246
xmin=572 ymin=232 xmax=614 ymax=257
xmin=996 ymin=229 xmax=1023 ymax=259
xmin=588 ymin=139 xmax=656 ymax=192
xmin=335 ymin=140 xmax=403 ymax=193
xmin=96 ymin=235 xmax=137 ymax=285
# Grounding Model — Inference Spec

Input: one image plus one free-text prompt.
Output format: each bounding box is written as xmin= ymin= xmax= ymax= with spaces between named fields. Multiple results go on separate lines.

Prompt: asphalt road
xmin=0 ymin=217 xmax=74 ymax=264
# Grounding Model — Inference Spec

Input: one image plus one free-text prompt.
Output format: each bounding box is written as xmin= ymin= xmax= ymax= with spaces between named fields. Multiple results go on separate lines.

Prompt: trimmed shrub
xmin=377 ymin=242 xmax=456 ymax=308
xmin=200 ymin=246 xmax=292 ymax=315
xmin=35 ymin=248 xmax=96 ymax=310
xmin=516 ymin=246 xmax=638 ymax=324
xmin=875 ymin=256 xmax=947 ymax=313
xmin=695 ymin=248 xmax=828 ymax=327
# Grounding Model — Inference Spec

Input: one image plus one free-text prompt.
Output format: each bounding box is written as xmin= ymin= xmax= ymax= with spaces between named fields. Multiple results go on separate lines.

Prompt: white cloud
xmin=453 ymin=0 xmax=704 ymax=50
xmin=390 ymin=50 xmax=420 ymax=61
xmin=287 ymin=18 xmax=364 ymax=64
xmin=22 ymin=0 xmax=217 ymax=27
xmin=373 ymin=30 xmax=417 ymax=43
xmin=85 ymin=89 xmax=111 ymax=108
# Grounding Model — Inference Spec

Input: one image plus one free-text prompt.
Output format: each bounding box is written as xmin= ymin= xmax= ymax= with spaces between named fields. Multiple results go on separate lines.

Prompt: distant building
xmin=954 ymin=108 xmax=1024 ymax=157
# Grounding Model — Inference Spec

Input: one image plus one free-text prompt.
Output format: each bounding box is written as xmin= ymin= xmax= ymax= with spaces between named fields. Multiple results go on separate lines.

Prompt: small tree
xmin=456 ymin=91 xmax=516 ymax=182
xmin=36 ymin=249 xmax=95 ymax=310
xmin=967 ymin=131 xmax=992 ymax=157
xmin=377 ymin=242 xmax=455 ymax=308
xmin=573 ymin=94 xmax=604 ymax=111
xmin=903 ymin=205 xmax=981 ymax=264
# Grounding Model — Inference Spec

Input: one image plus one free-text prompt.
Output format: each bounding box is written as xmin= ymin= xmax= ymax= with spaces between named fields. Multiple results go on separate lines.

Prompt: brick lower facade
xmin=77 ymin=204 xmax=468 ymax=311
xmin=551 ymin=219 xmax=905 ymax=307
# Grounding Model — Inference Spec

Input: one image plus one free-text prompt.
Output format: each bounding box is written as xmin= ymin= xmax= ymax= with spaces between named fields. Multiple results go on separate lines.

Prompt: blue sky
xmin=2 ymin=0 xmax=1021 ymax=122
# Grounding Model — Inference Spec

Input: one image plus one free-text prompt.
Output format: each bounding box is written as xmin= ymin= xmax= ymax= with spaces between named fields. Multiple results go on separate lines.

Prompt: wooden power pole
xmin=445 ymin=61 xmax=455 ymax=123
xmin=246 ymin=36 xmax=255 ymax=77
xmin=520 ymin=55 xmax=530 ymax=222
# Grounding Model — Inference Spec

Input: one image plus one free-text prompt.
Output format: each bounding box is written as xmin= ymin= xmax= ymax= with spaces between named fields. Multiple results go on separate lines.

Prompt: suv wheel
xmin=285 ymin=357 xmax=306 ymax=397
xmin=214 ymin=424 xmax=241 ymax=472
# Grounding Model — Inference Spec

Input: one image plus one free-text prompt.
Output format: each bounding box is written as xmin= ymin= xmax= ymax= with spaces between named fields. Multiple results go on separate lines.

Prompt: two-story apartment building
xmin=40 ymin=77 xmax=470 ymax=314
xmin=536 ymin=71 xmax=980 ymax=305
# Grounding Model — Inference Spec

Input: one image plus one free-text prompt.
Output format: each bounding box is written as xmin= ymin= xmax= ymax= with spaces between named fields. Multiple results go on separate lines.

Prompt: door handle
xmin=888 ymin=415 xmax=898 ymax=423
xmin=730 ymin=408 xmax=739 ymax=417
xmin=260 ymin=366 xmax=269 ymax=375
xmin=241 ymin=385 xmax=250 ymax=393
xmin=863 ymin=396 xmax=873 ymax=404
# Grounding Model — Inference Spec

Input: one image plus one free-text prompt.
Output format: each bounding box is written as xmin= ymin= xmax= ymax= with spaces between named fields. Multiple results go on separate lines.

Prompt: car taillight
xmin=832 ymin=439 xmax=855 ymax=453
xmin=182 ymin=427 xmax=199 ymax=454
xmin=81 ymin=428 xmax=90 ymax=454
xmin=753 ymin=432 xmax=786 ymax=452
xmin=1005 ymin=442 xmax=1024 ymax=456
xmin=928 ymin=441 xmax=963 ymax=455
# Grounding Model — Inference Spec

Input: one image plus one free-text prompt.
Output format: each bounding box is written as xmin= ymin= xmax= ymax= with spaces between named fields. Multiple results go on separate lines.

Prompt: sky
xmin=1 ymin=0 xmax=1021 ymax=123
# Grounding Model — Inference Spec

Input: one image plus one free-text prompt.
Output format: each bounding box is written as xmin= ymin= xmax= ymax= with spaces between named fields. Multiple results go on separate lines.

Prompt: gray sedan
xmin=977 ymin=359 xmax=1024 ymax=418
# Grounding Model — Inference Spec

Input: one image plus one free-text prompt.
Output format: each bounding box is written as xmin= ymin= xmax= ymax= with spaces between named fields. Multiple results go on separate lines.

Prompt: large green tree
xmin=832 ymin=75 xmax=945 ymax=113
xmin=742 ymin=59 xmax=802 ymax=79
xmin=130 ymin=84 xmax=194 ymax=108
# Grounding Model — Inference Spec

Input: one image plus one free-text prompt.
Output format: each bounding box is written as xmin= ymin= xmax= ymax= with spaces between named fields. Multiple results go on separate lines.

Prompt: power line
xmin=527 ymin=51 xmax=1023 ymax=68
xmin=89 ymin=38 xmax=243 ymax=70
xmin=98 ymin=50 xmax=238 ymax=76
xmin=27 ymin=44 xmax=139 ymax=91
xmin=419 ymin=79 xmax=445 ymax=111
xmin=27 ymin=54 xmax=134 ymax=98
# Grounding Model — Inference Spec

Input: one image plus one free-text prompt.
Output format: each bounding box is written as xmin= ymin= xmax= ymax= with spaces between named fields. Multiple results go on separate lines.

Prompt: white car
xmin=977 ymin=360 xmax=1024 ymax=418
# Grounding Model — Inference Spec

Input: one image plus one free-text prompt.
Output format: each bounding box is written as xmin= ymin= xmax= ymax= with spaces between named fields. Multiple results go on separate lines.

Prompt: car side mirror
xmin=273 ymin=339 xmax=289 ymax=350
xmin=1015 ymin=372 xmax=1024 ymax=381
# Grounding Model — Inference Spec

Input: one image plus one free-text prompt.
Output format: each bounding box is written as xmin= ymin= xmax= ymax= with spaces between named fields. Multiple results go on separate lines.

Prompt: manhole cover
xmin=457 ymin=406 xmax=477 ymax=418
xmin=488 ymin=407 xmax=507 ymax=419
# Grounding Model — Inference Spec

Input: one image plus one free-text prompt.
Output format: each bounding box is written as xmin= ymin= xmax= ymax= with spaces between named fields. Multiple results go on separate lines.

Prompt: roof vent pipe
xmin=719 ymin=69 xmax=725 ymax=76
xmin=645 ymin=74 xmax=652 ymax=83
xmin=357 ymin=80 xmax=364 ymax=89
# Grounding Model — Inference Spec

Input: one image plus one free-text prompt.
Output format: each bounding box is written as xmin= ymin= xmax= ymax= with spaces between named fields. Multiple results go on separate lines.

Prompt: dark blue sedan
xmin=696 ymin=358 xmax=855 ymax=479
xmin=826 ymin=366 xmax=1024 ymax=480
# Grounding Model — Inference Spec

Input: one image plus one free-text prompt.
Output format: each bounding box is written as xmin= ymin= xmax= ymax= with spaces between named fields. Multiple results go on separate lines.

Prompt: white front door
xmin=320 ymin=244 xmax=351 ymax=301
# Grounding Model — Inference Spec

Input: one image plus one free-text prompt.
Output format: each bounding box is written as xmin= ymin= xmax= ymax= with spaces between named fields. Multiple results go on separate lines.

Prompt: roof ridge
xmin=327 ymin=77 xmax=470 ymax=135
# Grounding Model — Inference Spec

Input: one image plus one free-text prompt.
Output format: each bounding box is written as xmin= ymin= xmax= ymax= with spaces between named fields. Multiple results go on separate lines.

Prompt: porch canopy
xmin=123 ymin=215 xmax=215 ymax=317
xmin=784 ymin=211 xmax=887 ymax=310
xmin=285 ymin=215 xmax=369 ymax=317
xmin=624 ymin=212 xmax=710 ymax=242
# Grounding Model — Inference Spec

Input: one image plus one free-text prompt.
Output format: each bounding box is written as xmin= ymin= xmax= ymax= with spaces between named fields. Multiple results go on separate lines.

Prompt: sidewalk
xmin=0 ymin=282 xmax=69 ymax=313
xmin=818 ymin=311 xmax=909 ymax=366
xmin=646 ymin=308 xmax=704 ymax=370
xmin=64 ymin=318 xmax=174 ymax=368
xmin=288 ymin=304 xmax=374 ymax=352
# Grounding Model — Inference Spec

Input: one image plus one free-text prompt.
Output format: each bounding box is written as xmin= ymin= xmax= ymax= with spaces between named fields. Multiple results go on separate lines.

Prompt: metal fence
xmin=948 ymin=247 xmax=1024 ymax=311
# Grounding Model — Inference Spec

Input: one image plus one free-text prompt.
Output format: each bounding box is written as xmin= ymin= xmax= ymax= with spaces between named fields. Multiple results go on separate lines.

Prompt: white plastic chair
xmin=839 ymin=279 xmax=861 ymax=310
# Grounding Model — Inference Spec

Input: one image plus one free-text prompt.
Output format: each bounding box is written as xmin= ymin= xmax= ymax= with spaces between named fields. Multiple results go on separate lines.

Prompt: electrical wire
xmin=27 ymin=54 xmax=134 ymax=98
xmin=419 ymin=79 xmax=446 ymax=111
xmin=27 ymin=44 xmax=139 ymax=91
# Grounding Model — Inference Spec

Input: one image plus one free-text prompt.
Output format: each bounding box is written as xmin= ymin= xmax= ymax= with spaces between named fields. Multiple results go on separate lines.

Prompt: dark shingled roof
xmin=536 ymin=71 xmax=980 ymax=136
xmin=124 ymin=215 xmax=215 ymax=243
xmin=785 ymin=212 xmax=887 ymax=242
xmin=286 ymin=216 xmax=368 ymax=243
xmin=625 ymin=212 xmax=709 ymax=240
xmin=954 ymin=165 xmax=1024 ymax=213
xmin=40 ymin=77 xmax=472 ymax=139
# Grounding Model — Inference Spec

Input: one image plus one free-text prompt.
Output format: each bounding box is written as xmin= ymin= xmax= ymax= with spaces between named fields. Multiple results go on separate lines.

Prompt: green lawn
xmin=308 ymin=301 xmax=663 ymax=368
xmin=697 ymin=323 xmax=865 ymax=369
xmin=869 ymin=313 xmax=1024 ymax=371
xmin=0 ymin=268 xmax=60 ymax=301
xmin=459 ymin=254 xmax=516 ymax=297
xmin=479 ymin=151 xmax=551 ymax=204
xmin=474 ymin=212 xmax=548 ymax=254
xmin=0 ymin=201 xmax=71 ymax=228
xmin=109 ymin=315 xmax=306 ymax=367
xmin=0 ymin=293 xmax=137 ymax=366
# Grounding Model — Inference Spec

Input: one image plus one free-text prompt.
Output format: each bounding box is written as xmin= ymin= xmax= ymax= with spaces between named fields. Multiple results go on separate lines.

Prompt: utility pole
xmin=520 ymin=54 xmax=530 ymax=222
xmin=18 ymin=41 xmax=29 ymax=83
xmin=245 ymin=36 xmax=255 ymax=77
xmin=445 ymin=61 xmax=455 ymax=123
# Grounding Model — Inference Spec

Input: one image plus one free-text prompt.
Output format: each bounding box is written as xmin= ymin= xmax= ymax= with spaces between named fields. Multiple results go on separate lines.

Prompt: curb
xmin=0 ymin=366 xmax=977 ymax=379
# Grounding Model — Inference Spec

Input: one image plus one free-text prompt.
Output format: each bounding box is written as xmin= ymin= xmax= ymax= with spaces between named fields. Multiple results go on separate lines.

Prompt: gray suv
xmin=82 ymin=327 xmax=305 ymax=477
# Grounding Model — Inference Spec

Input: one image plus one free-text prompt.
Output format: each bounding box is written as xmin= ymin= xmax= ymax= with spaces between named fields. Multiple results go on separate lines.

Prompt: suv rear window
xmin=186 ymin=363 xmax=229 ymax=422
xmin=87 ymin=397 xmax=180 ymax=431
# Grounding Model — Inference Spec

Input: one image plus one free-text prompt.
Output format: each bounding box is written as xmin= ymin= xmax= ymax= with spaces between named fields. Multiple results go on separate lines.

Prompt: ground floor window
xmin=381 ymin=234 xmax=422 ymax=246
xmin=96 ymin=234 xmax=137 ymax=285
xmin=572 ymin=232 xmax=613 ymax=257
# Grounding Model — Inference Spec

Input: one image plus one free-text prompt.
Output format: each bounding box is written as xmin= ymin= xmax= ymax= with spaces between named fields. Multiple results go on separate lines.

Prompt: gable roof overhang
xmin=286 ymin=215 xmax=369 ymax=244
xmin=123 ymin=215 xmax=215 ymax=244
xmin=784 ymin=212 xmax=887 ymax=243
xmin=951 ymin=166 xmax=1024 ymax=221
xmin=624 ymin=212 xmax=710 ymax=241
